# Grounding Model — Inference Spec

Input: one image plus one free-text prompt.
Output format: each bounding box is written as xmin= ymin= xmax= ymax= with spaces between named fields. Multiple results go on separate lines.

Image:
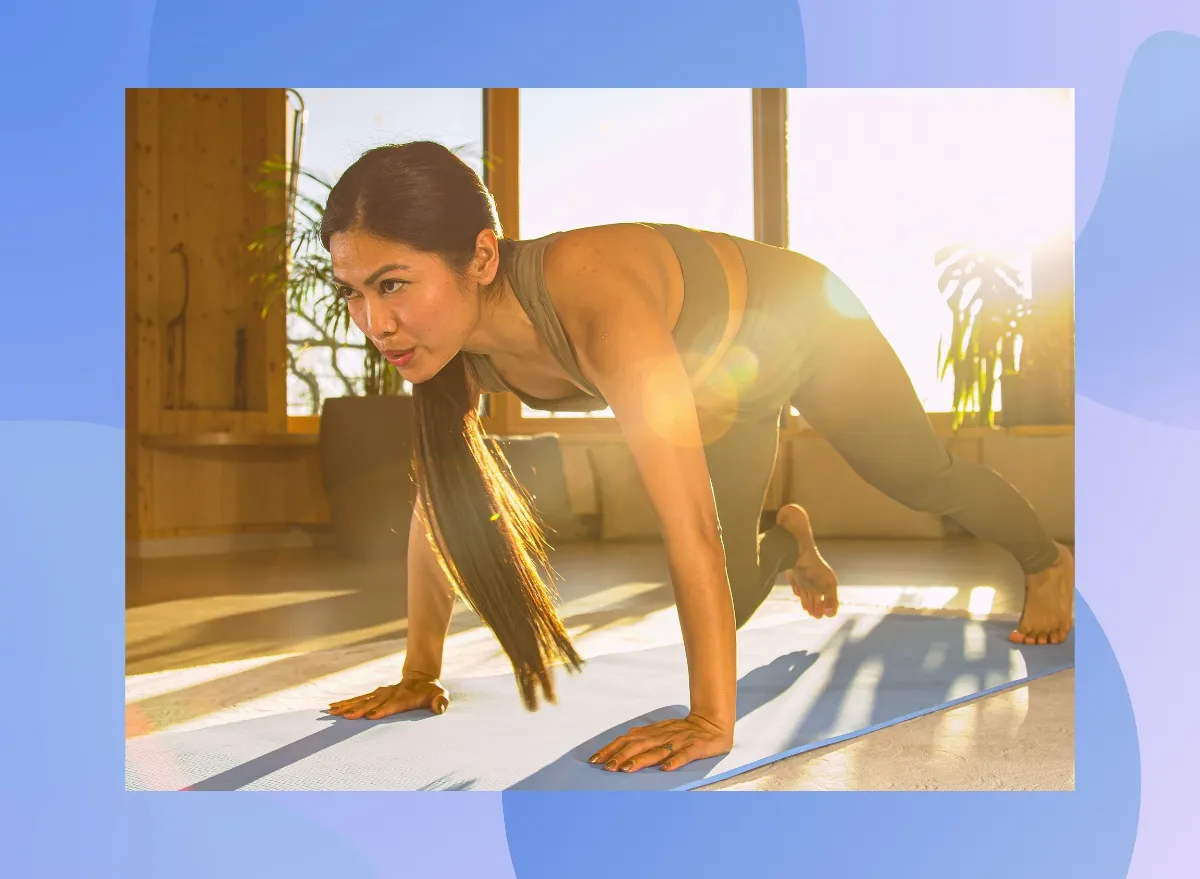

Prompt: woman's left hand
xmin=588 ymin=713 xmax=733 ymax=773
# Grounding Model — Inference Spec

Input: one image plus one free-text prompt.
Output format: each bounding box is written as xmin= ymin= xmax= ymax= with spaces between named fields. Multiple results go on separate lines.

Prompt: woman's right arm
xmin=405 ymin=366 xmax=484 ymax=679
xmin=329 ymin=373 xmax=485 ymax=721
xmin=326 ymin=497 xmax=456 ymax=719
xmin=400 ymin=494 xmax=457 ymax=682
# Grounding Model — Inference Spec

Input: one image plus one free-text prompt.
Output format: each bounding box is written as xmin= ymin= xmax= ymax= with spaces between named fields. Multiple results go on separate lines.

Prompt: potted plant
xmin=934 ymin=244 xmax=1026 ymax=430
xmin=934 ymin=241 xmax=1073 ymax=431
xmin=250 ymin=158 xmax=415 ymax=560
xmin=1000 ymin=233 xmax=1075 ymax=427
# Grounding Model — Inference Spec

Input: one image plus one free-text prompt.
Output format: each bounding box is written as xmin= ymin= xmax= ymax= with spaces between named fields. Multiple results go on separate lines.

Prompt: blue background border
xmin=3 ymin=1 xmax=1197 ymax=876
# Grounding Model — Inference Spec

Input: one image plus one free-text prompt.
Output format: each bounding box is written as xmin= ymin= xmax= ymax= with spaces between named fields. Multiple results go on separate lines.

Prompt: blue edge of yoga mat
xmin=126 ymin=612 xmax=1074 ymax=792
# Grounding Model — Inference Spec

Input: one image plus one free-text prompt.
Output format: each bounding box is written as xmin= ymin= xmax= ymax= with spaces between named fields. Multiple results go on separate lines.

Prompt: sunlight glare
xmin=963 ymin=620 xmax=988 ymax=661
xmin=788 ymin=87 xmax=1074 ymax=412
xmin=831 ymin=657 xmax=886 ymax=733
xmin=967 ymin=586 xmax=997 ymax=619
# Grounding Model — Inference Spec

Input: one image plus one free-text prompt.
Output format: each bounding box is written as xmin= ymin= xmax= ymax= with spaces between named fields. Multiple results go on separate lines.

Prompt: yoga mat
xmin=126 ymin=612 xmax=1073 ymax=791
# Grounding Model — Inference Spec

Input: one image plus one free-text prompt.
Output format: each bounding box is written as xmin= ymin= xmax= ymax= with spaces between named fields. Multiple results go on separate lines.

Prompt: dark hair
xmin=321 ymin=142 xmax=583 ymax=709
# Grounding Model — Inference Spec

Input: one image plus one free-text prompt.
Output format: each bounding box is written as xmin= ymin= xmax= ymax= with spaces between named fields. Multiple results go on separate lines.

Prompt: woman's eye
xmin=337 ymin=286 xmax=359 ymax=301
xmin=380 ymin=279 xmax=407 ymax=294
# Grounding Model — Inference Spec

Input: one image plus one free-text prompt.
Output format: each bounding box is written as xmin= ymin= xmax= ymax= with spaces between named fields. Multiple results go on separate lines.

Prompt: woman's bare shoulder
xmin=536 ymin=224 xmax=683 ymax=384
xmin=541 ymin=224 xmax=680 ymax=320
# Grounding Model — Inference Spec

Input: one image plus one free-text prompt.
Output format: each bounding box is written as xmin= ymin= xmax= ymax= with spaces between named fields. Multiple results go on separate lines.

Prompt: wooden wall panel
xmin=145 ymin=447 xmax=327 ymax=537
xmin=128 ymin=88 xmax=292 ymax=542
xmin=129 ymin=89 xmax=162 ymax=540
xmin=149 ymin=89 xmax=282 ymax=417
xmin=155 ymin=90 xmax=189 ymax=412
xmin=126 ymin=92 xmax=141 ymax=540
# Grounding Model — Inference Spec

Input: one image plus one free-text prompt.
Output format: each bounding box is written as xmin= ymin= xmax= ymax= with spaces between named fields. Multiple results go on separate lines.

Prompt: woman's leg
xmin=702 ymin=411 xmax=787 ymax=627
xmin=703 ymin=410 xmax=837 ymax=628
xmin=787 ymin=312 xmax=1073 ymax=644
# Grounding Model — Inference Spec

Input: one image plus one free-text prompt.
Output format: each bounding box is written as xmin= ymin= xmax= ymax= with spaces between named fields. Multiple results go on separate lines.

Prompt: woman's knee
xmin=860 ymin=457 xmax=959 ymax=516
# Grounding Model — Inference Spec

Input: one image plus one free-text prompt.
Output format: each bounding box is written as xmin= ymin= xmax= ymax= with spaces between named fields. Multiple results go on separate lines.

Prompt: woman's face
xmin=329 ymin=228 xmax=499 ymax=384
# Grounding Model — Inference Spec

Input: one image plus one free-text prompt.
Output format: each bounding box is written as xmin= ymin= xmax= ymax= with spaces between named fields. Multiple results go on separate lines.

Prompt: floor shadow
xmin=158 ymin=613 xmax=1071 ymax=793
xmin=126 ymin=590 xmax=408 ymax=669
xmin=127 ymin=587 xmax=683 ymax=737
xmin=125 ymin=634 xmax=412 ymax=738
xmin=419 ymin=775 xmax=479 ymax=792
xmin=126 ymin=542 xmax=676 ymax=675
xmin=507 ymin=650 xmax=819 ymax=791
xmin=180 ymin=710 xmax=435 ymax=791
xmin=512 ymin=614 xmax=1071 ymax=792
xmin=789 ymin=614 xmax=1072 ymax=749
xmin=126 ymin=547 xmax=401 ymax=608
xmin=129 ymin=581 xmax=686 ymax=739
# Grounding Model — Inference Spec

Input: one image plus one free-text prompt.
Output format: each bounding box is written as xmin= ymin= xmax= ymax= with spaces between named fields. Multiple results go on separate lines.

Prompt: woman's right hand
xmin=327 ymin=677 xmax=450 ymax=720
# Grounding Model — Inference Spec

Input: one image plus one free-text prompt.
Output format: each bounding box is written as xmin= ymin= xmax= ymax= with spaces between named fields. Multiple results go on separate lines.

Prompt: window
xmin=516 ymin=88 xmax=755 ymax=418
xmin=785 ymin=88 xmax=1073 ymax=413
xmin=286 ymin=88 xmax=484 ymax=416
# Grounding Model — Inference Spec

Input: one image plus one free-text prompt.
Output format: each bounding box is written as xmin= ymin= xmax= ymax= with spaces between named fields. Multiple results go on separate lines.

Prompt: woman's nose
xmin=364 ymin=300 xmax=398 ymax=338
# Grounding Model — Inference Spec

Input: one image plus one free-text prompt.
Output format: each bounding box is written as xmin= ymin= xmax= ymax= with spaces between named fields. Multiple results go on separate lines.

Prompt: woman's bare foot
xmin=776 ymin=503 xmax=840 ymax=619
xmin=1010 ymin=542 xmax=1075 ymax=646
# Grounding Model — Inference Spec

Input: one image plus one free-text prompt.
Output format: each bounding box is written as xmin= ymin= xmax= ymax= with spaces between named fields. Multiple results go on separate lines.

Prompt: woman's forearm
xmin=664 ymin=527 xmax=738 ymax=730
xmin=401 ymin=505 xmax=457 ymax=681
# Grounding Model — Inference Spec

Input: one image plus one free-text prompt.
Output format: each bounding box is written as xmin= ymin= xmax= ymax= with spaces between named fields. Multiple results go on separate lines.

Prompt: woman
xmin=324 ymin=141 xmax=1074 ymax=774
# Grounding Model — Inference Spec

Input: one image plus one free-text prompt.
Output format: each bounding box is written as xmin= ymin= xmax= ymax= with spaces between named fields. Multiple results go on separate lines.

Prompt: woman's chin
xmin=399 ymin=352 xmax=450 ymax=385
xmin=398 ymin=365 xmax=429 ymax=384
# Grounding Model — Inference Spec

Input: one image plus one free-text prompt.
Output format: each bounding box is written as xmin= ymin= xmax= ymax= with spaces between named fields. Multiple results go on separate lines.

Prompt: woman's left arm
xmin=557 ymin=246 xmax=737 ymax=773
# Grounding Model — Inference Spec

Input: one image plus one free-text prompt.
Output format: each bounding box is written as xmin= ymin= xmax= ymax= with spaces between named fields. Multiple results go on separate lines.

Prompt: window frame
xmin=286 ymin=88 xmax=1051 ymax=440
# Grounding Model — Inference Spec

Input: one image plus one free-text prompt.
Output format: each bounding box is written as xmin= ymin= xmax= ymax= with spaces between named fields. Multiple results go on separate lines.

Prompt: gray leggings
xmin=706 ymin=306 xmax=1061 ymax=629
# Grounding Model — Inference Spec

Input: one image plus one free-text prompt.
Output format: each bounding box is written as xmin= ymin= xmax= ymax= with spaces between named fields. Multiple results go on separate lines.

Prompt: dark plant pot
xmin=1001 ymin=369 xmax=1075 ymax=427
xmin=319 ymin=394 xmax=417 ymax=561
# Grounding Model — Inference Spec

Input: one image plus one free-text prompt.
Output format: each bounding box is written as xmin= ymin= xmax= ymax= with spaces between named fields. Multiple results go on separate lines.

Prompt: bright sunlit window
xmin=517 ymin=88 xmax=755 ymax=418
xmin=287 ymin=88 xmax=484 ymax=416
xmin=786 ymin=88 xmax=1074 ymax=413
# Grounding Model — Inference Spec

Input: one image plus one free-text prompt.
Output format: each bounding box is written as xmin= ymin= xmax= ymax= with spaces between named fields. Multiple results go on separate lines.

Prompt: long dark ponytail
xmin=321 ymin=142 xmax=582 ymax=709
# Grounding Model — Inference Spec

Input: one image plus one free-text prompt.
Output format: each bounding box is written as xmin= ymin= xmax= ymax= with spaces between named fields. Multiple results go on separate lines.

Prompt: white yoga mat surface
xmin=126 ymin=612 xmax=1073 ymax=791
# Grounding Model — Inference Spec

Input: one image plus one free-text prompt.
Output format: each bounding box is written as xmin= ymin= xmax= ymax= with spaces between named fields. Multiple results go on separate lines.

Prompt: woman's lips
xmin=383 ymin=348 xmax=415 ymax=368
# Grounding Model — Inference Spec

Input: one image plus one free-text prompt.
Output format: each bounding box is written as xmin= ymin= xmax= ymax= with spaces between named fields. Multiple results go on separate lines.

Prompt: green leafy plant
xmin=935 ymin=244 xmax=1032 ymax=430
xmin=248 ymin=158 xmax=406 ymax=415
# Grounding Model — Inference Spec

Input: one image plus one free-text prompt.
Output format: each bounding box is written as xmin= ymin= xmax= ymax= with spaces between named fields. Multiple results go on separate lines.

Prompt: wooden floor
xmin=125 ymin=538 xmax=1075 ymax=790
